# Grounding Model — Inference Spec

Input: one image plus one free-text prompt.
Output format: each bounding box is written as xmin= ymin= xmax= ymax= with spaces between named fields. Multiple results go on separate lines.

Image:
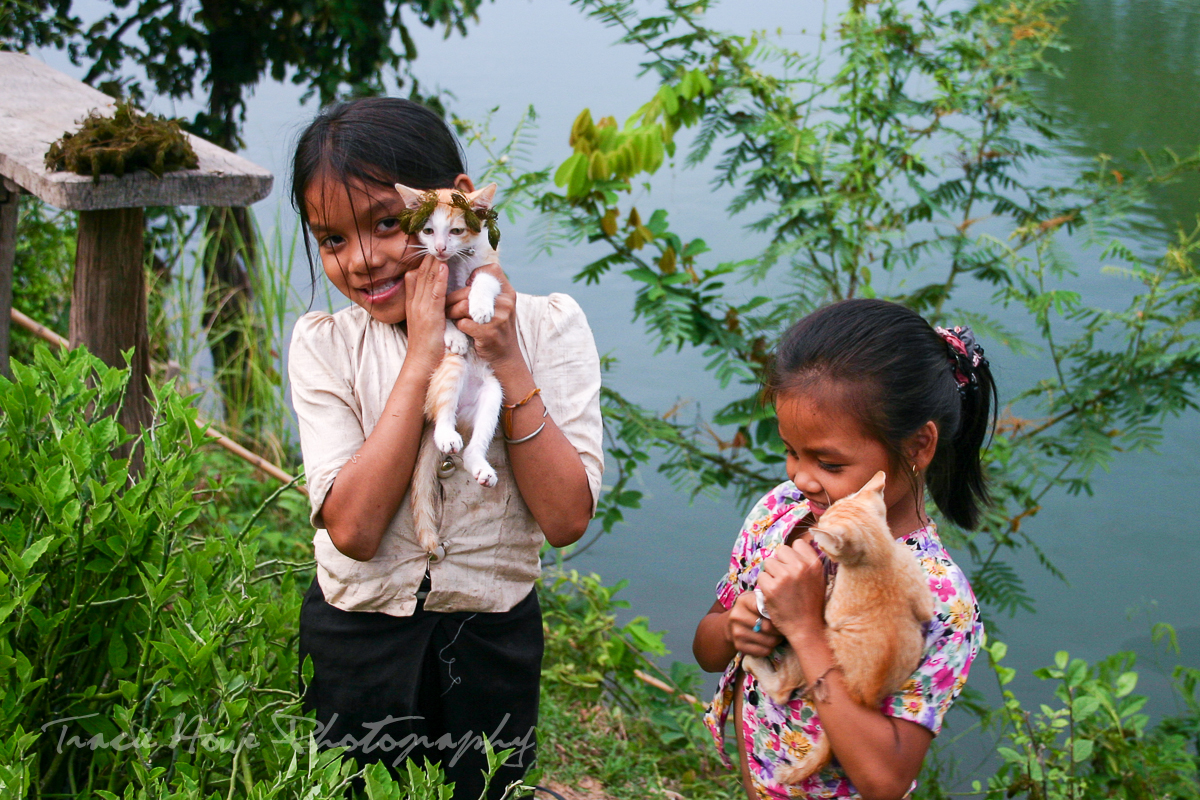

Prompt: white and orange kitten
xmin=394 ymin=182 xmax=504 ymax=556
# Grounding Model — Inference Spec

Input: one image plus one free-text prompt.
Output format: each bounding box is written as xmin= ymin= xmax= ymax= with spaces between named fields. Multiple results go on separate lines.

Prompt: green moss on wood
xmin=44 ymin=100 xmax=199 ymax=183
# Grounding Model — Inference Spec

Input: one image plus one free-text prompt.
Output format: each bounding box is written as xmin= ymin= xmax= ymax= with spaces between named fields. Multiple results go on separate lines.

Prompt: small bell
xmin=437 ymin=455 xmax=456 ymax=479
xmin=428 ymin=545 xmax=446 ymax=563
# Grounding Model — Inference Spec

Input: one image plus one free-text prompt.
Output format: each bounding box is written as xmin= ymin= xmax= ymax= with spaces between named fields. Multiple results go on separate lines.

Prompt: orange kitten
xmin=395 ymin=183 xmax=503 ymax=556
xmin=742 ymin=471 xmax=934 ymax=784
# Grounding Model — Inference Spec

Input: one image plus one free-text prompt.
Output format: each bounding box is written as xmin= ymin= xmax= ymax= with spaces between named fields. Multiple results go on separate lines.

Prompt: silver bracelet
xmin=504 ymin=408 xmax=548 ymax=444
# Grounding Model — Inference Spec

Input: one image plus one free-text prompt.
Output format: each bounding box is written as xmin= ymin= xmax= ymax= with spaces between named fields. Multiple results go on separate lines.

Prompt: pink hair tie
xmin=935 ymin=325 xmax=987 ymax=394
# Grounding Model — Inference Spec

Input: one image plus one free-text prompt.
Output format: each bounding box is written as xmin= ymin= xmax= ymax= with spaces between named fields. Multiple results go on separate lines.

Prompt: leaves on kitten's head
xmin=450 ymin=191 xmax=501 ymax=248
xmin=396 ymin=190 xmax=438 ymax=235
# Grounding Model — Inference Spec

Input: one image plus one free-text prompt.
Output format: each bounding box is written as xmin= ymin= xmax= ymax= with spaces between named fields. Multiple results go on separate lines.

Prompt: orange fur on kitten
xmin=742 ymin=471 xmax=934 ymax=784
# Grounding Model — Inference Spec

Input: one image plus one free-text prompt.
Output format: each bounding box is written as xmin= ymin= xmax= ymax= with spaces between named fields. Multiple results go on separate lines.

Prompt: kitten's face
xmin=809 ymin=472 xmax=890 ymax=565
xmin=776 ymin=385 xmax=924 ymax=538
xmin=421 ymin=204 xmax=474 ymax=260
xmin=394 ymin=183 xmax=497 ymax=263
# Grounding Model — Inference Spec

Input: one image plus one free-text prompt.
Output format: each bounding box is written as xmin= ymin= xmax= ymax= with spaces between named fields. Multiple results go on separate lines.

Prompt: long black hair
xmin=290 ymin=97 xmax=467 ymax=288
xmin=769 ymin=299 xmax=998 ymax=530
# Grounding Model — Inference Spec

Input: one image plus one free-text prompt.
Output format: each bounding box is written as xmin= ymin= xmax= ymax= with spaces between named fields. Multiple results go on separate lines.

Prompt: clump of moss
xmin=44 ymin=100 xmax=199 ymax=183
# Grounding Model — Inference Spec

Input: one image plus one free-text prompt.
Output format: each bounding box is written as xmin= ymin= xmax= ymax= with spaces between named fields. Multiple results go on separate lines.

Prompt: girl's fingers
xmin=730 ymin=592 xmax=782 ymax=649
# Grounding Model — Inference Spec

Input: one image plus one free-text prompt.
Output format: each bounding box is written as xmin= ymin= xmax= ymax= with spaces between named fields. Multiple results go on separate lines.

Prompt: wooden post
xmin=0 ymin=180 xmax=17 ymax=378
xmin=70 ymin=208 xmax=152 ymax=435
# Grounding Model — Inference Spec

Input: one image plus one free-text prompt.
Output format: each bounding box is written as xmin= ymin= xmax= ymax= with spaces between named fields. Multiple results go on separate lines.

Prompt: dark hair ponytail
xmin=769 ymin=299 xmax=998 ymax=530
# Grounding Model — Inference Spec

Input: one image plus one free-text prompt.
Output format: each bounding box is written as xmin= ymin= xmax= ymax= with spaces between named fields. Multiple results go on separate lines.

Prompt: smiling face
xmin=304 ymin=175 xmax=425 ymax=325
xmin=776 ymin=383 xmax=927 ymax=538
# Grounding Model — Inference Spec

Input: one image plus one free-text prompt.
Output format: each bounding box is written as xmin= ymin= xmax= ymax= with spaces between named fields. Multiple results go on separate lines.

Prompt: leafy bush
xmin=0 ymin=346 xmax=369 ymax=797
xmin=538 ymin=569 xmax=733 ymax=799
xmin=9 ymin=196 xmax=74 ymax=364
xmin=965 ymin=636 xmax=1200 ymax=799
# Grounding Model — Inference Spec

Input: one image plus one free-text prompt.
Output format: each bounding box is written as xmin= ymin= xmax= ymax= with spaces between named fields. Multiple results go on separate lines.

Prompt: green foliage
xmin=9 ymin=196 xmax=74 ymax=364
xmin=524 ymin=0 xmax=1200 ymax=622
xmin=0 ymin=345 xmax=374 ymax=797
xmin=538 ymin=570 xmax=735 ymax=798
xmin=44 ymin=99 xmax=198 ymax=181
xmin=972 ymin=636 xmax=1200 ymax=799
xmin=2 ymin=0 xmax=489 ymax=148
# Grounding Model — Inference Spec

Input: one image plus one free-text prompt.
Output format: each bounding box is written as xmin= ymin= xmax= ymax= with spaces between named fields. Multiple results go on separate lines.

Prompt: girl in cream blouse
xmin=287 ymin=96 xmax=602 ymax=799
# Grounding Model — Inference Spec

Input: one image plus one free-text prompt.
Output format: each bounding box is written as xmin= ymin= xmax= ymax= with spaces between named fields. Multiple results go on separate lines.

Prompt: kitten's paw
xmin=469 ymin=299 xmax=495 ymax=325
xmin=464 ymin=453 xmax=498 ymax=487
xmin=444 ymin=327 xmax=470 ymax=356
xmin=434 ymin=427 xmax=463 ymax=454
xmin=473 ymin=465 xmax=498 ymax=488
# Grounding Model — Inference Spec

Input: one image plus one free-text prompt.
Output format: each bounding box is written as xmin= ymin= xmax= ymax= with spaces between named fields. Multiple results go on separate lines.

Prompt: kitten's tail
xmin=411 ymin=426 xmax=443 ymax=555
xmin=743 ymin=651 xmax=832 ymax=784
xmin=774 ymin=734 xmax=831 ymax=785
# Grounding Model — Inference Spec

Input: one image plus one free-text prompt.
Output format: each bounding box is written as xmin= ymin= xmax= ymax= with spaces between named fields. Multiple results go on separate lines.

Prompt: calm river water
xmin=38 ymin=0 xmax=1200 ymax=774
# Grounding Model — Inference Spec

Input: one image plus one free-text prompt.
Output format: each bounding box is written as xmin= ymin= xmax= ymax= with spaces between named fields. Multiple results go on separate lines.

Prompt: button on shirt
xmin=288 ymin=293 xmax=603 ymax=616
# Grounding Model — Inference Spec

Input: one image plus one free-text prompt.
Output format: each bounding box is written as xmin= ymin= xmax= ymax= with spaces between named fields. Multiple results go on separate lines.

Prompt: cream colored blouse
xmin=288 ymin=293 xmax=603 ymax=616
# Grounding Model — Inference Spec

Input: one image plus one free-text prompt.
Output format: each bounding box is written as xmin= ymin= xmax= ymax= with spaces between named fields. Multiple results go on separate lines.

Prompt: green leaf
xmin=20 ymin=536 xmax=54 ymax=573
xmin=1072 ymin=738 xmax=1094 ymax=762
xmin=1065 ymin=658 xmax=1088 ymax=688
xmin=107 ymin=627 xmax=128 ymax=670
xmin=1115 ymin=671 xmax=1138 ymax=698
xmin=554 ymin=152 xmax=585 ymax=189
xmin=1073 ymin=695 xmax=1100 ymax=720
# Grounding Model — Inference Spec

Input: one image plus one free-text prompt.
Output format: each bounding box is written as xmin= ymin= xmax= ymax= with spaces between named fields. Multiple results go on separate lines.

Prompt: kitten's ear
xmin=394 ymin=183 xmax=426 ymax=210
xmin=863 ymin=471 xmax=886 ymax=496
xmin=467 ymin=183 xmax=498 ymax=211
xmin=811 ymin=527 xmax=844 ymax=557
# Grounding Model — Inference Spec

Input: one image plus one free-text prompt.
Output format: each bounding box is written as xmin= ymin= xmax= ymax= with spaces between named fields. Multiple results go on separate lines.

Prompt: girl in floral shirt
xmin=693 ymin=300 xmax=994 ymax=799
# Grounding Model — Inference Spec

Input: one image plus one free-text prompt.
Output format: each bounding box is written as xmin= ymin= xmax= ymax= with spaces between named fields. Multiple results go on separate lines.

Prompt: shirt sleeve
xmin=881 ymin=562 xmax=983 ymax=735
xmin=288 ymin=312 xmax=365 ymax=529
xmin=529 ymin=293 xmax=605 ymax=515
xmin=714 ymin=492 xmax=776 ymax=610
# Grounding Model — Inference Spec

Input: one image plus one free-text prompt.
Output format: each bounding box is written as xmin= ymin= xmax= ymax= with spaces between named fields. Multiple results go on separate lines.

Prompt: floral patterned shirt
xmin=703 ymin=481 xmax=982 ymax=799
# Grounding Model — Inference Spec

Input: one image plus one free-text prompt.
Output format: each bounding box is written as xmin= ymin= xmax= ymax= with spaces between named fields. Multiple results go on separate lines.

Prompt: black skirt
xmin=298 ymin=574 xmax=544 ymax=799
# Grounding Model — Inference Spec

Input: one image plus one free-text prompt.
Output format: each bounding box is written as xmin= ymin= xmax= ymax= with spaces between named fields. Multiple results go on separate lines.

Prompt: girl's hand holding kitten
xmin=728 ymin=591 xmax=783 ymax=657
xmin=447 ymin=262 xmax=523 ymax=373
xmin=758 ymin=541 xmax=827 ymax=641
xmin=403 ymin=255 xmax=451 ymax=375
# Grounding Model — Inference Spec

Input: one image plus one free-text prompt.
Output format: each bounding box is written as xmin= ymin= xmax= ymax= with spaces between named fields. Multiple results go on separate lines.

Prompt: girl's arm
xmin=319 ymin=257 xmax=449 ymax=561
xmin=693 ymin=595 xmax=784 ymax=672
xmin=759 ymin=543 xmax=932 ymax=800
xmin=450 ymin=264 xmax=593 ymax=547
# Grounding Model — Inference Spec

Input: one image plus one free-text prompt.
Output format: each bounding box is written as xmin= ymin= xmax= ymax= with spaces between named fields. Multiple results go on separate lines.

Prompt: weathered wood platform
xmin=0 ymin=52 xmax=273 ymax=443
xmin=0 ymin=52 xmax=272 ymax=209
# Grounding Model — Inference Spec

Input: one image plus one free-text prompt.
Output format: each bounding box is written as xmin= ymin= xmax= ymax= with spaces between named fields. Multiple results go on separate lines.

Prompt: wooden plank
xmin=0 ymin=53 xmax=273 ymax=210
xmin=0 ymin=179 xmax=16 ymax=377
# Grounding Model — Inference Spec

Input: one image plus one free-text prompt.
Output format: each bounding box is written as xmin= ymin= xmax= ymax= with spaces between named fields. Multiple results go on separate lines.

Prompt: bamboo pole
xmin=9 ymin=307 xmax=307 ymax=495
xmin=632 ymin=669 xmax=701 ymax=707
